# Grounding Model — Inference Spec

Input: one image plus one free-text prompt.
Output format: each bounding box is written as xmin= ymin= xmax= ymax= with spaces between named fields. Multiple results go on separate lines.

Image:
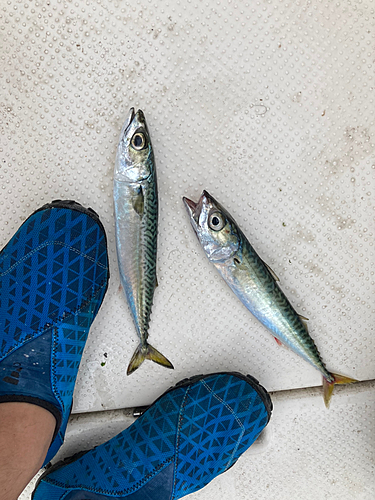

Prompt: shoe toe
xmin=173 ymin=373 xmax=271 ymax=498
xmin=0 ymin=203 xmax=109 ymax=359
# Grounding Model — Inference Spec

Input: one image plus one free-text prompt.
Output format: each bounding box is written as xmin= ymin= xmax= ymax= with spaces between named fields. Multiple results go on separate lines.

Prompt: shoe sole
xmin=32 ymin=371 xmax=272 ymax=497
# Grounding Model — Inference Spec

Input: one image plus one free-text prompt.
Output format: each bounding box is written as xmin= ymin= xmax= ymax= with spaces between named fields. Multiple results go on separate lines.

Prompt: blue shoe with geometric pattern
xmin=0 ymin=200 xmax=109 ymax=466
xmin=33 ymin=372 xmax=272 ymax=500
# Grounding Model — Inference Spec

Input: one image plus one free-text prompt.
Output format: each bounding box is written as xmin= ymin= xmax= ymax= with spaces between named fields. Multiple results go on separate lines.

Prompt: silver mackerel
xmin=114 ymin=108 xmax=173 ymax=375
xmin=183 ymin=190 xmax=356 ymax=407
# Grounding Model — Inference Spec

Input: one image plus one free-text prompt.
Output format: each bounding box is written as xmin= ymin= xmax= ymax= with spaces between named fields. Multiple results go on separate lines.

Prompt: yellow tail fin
xmin=127 ymin=343 xmax=174 ymax=375
xmin=323 ymin=373 xmax=358 ymax=408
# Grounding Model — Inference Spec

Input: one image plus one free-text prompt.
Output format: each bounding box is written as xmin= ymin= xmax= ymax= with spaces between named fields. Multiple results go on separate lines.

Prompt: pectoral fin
xmin=132 ymin=187 xmax=144 ymax=216
xmin=233 ymin=253 xmax=247 ymax=268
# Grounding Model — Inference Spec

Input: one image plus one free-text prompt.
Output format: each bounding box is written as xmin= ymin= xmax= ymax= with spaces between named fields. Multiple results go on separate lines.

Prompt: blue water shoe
xmin=33 ymin=372 xmax=272 ymax=499
xmin=0 ymin=200 xmax=109 ymax=465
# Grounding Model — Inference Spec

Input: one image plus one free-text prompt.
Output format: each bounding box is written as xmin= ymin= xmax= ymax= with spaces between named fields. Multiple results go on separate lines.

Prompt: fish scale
xmin=183 ymin=190 xmax=356 ymax=407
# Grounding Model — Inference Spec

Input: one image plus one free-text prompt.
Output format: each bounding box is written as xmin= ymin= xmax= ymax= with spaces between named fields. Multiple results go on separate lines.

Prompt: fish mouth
xmin=123 ymin=108 xmax=147 ymax=133
xmin=125 ymin=107 xmax=135 ymax=131
xmin=135 ymin=109 xmax=146 ymax=123
xmin=118 ymin=107 xmax=136 ymax=140
xmin=182 ymin=196 xmax=197 ymax=214
xmin=183 ymin=196 xmax=202 ymax=224
xmin=183 ymin=190 xmax=215 ymax=223
xmin=202 ymin=190 xmax=218 ymax=206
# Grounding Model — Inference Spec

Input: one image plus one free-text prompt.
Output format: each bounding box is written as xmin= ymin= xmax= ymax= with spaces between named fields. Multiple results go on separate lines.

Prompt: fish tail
xmin=323 ymin=372 xmax=358 ymax=408
xmin=127 ymin=342 xmax=174 ymax=375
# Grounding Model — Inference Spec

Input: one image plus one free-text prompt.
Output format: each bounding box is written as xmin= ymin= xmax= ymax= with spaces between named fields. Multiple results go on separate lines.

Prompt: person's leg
xmin=0 ymin=403 xmax=55 ymax=500
xmin=0 ymin=201 xmax=109 ymax=498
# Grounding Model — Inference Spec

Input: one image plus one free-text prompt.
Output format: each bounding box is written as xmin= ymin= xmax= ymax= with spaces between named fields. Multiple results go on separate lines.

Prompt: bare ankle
xmin=0 ymin=402 xmax=56 ymax=500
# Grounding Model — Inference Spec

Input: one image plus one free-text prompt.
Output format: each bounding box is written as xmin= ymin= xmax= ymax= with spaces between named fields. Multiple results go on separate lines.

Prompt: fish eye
xmin=131 ymin=132 xmax=146 ymax=150
xmin=208 ymin=212 xmax=225 ymax=231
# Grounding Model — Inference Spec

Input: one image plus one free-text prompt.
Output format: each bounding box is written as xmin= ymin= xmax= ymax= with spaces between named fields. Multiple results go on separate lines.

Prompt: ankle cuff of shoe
xmin=0 ymin=395 xmax=62 ymax=442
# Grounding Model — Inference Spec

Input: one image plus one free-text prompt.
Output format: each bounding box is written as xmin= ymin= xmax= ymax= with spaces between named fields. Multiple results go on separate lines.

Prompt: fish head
xmin=114 ymin=108 xmax=154 ymax=183
xmin=183 ymin=190 xmax=240 ymax=262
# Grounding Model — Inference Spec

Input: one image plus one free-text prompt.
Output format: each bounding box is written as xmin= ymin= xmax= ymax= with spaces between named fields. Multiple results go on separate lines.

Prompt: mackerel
xmin=183 ymin=190 xmax=356 ymax=407
xmin=114 ymin=108 xmax=173 ymax=375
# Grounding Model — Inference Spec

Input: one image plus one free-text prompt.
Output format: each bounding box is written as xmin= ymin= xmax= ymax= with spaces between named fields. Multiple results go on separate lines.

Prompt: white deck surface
xmin=0 ymin=0 xmax=374 ymax=498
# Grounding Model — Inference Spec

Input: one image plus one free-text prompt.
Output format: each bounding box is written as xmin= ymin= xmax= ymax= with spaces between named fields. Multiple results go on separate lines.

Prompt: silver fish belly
xmin=114 ymin=177 xmax=157 ymax=342
xmin=114 ymin=108 xmax=173 ymax=375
